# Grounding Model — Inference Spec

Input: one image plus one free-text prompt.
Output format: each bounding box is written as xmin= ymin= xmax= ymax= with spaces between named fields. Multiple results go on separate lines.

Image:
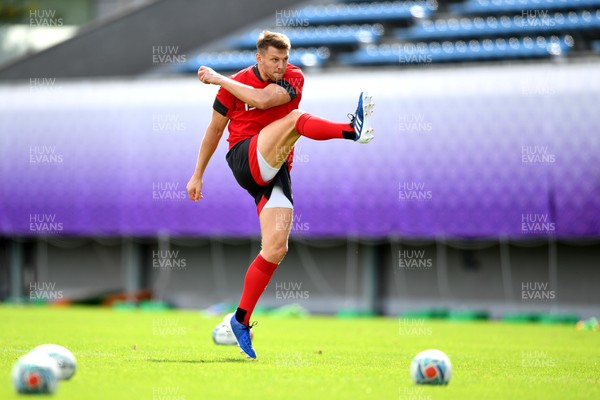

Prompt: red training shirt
xmin=213 ymin=63 xmax=304 ymax=150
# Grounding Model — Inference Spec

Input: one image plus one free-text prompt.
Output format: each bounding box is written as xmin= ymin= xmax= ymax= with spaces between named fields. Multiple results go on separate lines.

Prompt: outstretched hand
xmin=197 ymin=66 xmax=223 ymax=85
xmin=186 ymin=175 xmax=204 ymax=202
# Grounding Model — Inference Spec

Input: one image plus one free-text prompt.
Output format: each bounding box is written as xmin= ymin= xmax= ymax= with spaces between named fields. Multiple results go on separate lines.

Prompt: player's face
xmin=257 ymin=46 xmax=289 ymax=82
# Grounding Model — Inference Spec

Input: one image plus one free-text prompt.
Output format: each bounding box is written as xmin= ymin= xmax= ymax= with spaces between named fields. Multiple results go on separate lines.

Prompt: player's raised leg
xmin=256 ymin=110 xmax=302 ymax=171
xmin=257 ymin=92 xmax=375 ymax=169
xmin=350 ymin=91 xmax=375 ymax=144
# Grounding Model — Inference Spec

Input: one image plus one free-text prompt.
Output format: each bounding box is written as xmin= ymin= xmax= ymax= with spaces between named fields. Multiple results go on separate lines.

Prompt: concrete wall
xmin=1 ymin=237 xmax=599 ymax=318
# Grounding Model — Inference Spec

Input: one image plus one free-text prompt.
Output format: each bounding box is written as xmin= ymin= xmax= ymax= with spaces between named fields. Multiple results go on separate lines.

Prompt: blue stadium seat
xmin=293 ymin=1 xmax=436 ymax=25
xmin=170 ymin=1 xmax=597 ymax=73
xmin=338 ymin=35 xmax=573 ymax=64
xmin=395 ymin=10 xmax=600 ymax=40
xmin=176 ymin=48 xmax=330 ymax=73
xmin=229 ymin=25 xmax=384 ymax=49
xmin=592 ymin=39 xmax=600 ymax=51
xmin=450 ymin=0 xmax=600 ymax=15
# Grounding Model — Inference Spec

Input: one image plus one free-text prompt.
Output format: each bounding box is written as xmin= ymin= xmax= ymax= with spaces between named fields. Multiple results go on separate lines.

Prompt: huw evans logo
xmin=152 ymin=250 xmax=187 ymax=270
xmin=399 ymin=318 xmax=432 ymax=336
xmin=275 ymin=282 xmax=309 ymax=300
xmin=275 ymin=145 xmax=309 ymax=164
xmin=275 ymin=351 xmax=311 ymax=367
xmin=399 ymin=387 xmax=432 ymax=400
xmin=152 ymin=386 xmax=186 ymax=400
xmin=152 ymin=182 xmax=187 ymax=201
xmin=275 ymin=9 xmax=309 ymax=27
xmin=521 ymin=282 xmax=556 ymax=301
xmin=275 ymin=213 xmax=310 ymax=232
xmin=521 ymin=146 xmax=555 ymax=164
xmin=521 ymin=214 xmax=555 ymax=234
xmin=29 ymin=214 xmax=63 ymax=233
xmin=399 ymin=182 xmax=432 ymax=201
xmin=520 ymin=10 xmax=556 ymax=27
xmin=399 ymin=53 xmax=432 ymax=64
xmin=398 ymin=250 xmax=433 ymax=270
xmin=398 ymin=113 xmax=432 ymax=132
xmin=29 ymin=282 xmax=63 ymax=301
xmin=152 ymin=318 xmax=187 ymax=336
xmin=29 ymin=78 xmax=60 ymax=93
xmin=521 ymin=350 xmax=556 ymax=368
xmin=30 ymin=10 xmax=63 ymax=26
xmin=521 ymin=81 xmax=556 ymax=96
xmin=29 ymin=146 xmax=63 ymax=164
xmin=152 ymin=114 xmax=187 ymax=132
xmin=152 ymin=46 xmax=186 ymax=64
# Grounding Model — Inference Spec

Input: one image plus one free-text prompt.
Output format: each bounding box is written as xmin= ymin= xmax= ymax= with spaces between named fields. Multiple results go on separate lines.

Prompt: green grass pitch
xmin=1 ymin=305 xmax=599 ymax=399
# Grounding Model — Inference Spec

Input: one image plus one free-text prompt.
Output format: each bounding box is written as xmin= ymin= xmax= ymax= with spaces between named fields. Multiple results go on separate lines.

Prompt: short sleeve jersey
xmin=213 ymin=63 xmax=304 ymax=149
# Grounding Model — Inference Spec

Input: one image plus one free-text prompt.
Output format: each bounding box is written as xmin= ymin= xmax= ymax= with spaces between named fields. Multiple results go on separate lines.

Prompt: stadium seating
xmin=178 ymin=0 xmax=600 ymax=71
xmin=229 ymin=25 xmax=384 ymax=49
xmin=288 ymin=1 xmax=436 ymax=24
xmin=177 ymin=47 xmax=329 ymax=73
xmin=339 ymin=35 xmax=573 ymax=64
xmin=395 ymin=10 xmax=600 ymax=40
xmin=450 ymin=0 xmax=600 ymax=15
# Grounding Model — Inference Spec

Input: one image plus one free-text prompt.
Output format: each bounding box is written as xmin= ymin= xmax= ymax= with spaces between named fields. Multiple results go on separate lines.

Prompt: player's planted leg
xmin=231 ymin=207 xmax=293 ymax=359
xmin=229 ymin=315 xmax=257 ymax=359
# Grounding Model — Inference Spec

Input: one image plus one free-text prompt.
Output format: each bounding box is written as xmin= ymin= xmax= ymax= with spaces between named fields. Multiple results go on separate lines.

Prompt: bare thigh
xmin=257 ymin=109 xmax=304 ymax=169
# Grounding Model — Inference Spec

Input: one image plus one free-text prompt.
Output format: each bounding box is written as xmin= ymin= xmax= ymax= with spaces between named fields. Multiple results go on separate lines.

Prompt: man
xmin=186 ymin=31 xmax=374 ymax=360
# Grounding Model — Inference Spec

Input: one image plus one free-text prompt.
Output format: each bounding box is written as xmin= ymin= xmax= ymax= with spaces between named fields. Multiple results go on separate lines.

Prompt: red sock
xmin=236 ymin=254 xmax=278 ymax=325
xmin=295 ymin=113 xmax=356 ymax=141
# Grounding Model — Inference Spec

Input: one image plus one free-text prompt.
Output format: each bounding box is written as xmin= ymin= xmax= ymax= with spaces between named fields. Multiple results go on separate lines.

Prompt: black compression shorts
xmin=225 ymin=134 xmax=293 ymax=215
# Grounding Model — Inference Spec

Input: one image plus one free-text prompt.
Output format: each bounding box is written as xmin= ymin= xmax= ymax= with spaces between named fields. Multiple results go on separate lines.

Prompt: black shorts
xmin=226 ymin=134 xmax=293 ymax=215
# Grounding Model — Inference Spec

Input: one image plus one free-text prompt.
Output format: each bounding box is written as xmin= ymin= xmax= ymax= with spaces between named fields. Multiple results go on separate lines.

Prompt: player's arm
xmin=198 ymin=66 xmax=290 ymax=110
xmin=186 ymin=110 xmax=229 ymax=202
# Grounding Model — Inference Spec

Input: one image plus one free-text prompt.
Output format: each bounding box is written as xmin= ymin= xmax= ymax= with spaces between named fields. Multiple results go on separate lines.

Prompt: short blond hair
xmin=256 ymin=31 xmax=291 ymax=53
